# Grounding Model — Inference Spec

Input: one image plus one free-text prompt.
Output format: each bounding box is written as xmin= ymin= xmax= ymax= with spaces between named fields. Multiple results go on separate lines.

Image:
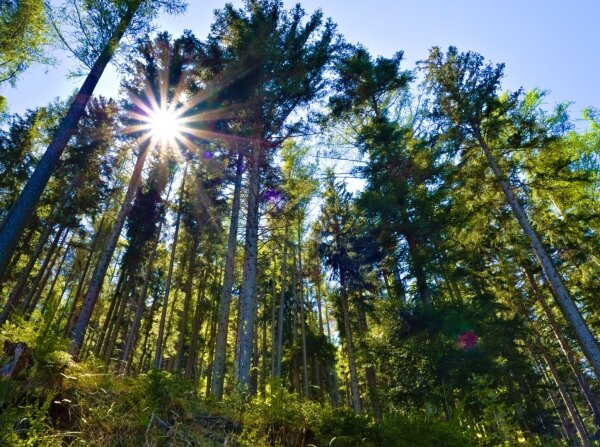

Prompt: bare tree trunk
xmin=274 ymin=224 xmax=289 ymax=378
xmin=155 ymin=164 xmax=188 ymax=369
xmin=339 ymin=271 xmax=361 ymax=414
xmin=22 ymin=227 xmax=68 ymax=313
xmin=0 ymin=221 xmax=55 ymax=323
xmin=136 ymin=291 xmax=160 ymax=374
xmin=0 ymin=0 xmax=144 ymax=278
xmin=162 ymin=277 xmax=183 ymax=370
xmin=174 ymin=237 xmax=199 ymax=372
xmin=270 ymin=263 xmax=277 ymax=379
xmin=118 ymin=177 xmax=174 ymax=374
xmin=315 ymin=269 xmax=324 ymax=335
xmin=1 ymin=224 xmax=61 ymax=322
xmin=64 ymin=245 xmax=95 ymax=334
xmin=519 ymin=297 xmax=589 ymax=446
xmin=185 ymin=267 xmax=210 ymax=379
xmin=260 ymin=302 xmax=268 ymax=397
xmin=537 ymin=340 xmax=590 ymax=446
xmin=356 ymin=297 xmax=381 ymax=420
xmin=42 ymin=265 xmax=75 ymax=339
xmin=250 ymin=312 xmax=260 ymax=396
xmin=205 ymin=298 xmax=219 ymax=398
xmin=0 ymin=218 xmax=38 ymax=293
xmin=533 ymin=352 xmax=579 ymax=443
xmin=297 ymin=228 xmax=309 ymax=398
xmin=524 ymin=267 xmax=600 ymax=432
xmin=236 ymin=144 xmax=261 ymax=392
xmin=474 ymin=128 xmax=600 ymax=378
xmin=39 ymin=235 xmax=73 ymax=315
xmin=211 ymin=153 xmax=243 ymax=399
xmin=103 ymin=285 xmax=132 ymax=364
xmin=93 ymin=269 xmax=127 ymax=357
xmin=64 ymin=197 xmax=116 ymax=336
xmin=117 ymin=259 xmax=155 ymax=374
xmin=71 ymin=144 xmax=150 ymax=356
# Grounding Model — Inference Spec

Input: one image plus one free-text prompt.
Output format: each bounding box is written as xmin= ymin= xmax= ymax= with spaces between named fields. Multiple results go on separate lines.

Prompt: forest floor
xmin=0 ymin=352 xmax=478 ymax=447
xmin=0 ymin=322 xmax=500 ymax=446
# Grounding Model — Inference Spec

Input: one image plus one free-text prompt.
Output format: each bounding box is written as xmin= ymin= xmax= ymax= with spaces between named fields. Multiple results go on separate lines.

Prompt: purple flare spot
xmin=263 ymin=189 xmax=285 ymax=211
xmin=263 ymin=189 xmax=281 ymax=202
xmin=456 ymin=331 xmax=478 ymax=350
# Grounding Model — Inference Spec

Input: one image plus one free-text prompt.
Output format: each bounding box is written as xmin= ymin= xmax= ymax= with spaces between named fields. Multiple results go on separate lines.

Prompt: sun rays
xmin=121 ymin=44 xmax=263 ymax=165
xmin=124 ymin=82 xmax=250 ymax=163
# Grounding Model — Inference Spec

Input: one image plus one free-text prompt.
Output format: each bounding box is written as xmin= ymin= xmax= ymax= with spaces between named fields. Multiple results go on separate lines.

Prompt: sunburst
xmin=122 ymin=46 xmax=263 ymax=161
xmin=132 ymin=102 xmax=187 ymax=151
xmin=124 ymin=83 xmax=192 ymax=158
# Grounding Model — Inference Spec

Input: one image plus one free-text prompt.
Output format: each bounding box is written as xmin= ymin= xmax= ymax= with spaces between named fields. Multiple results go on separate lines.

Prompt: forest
xmin=0 ymin=0 xmax=599 ymax=446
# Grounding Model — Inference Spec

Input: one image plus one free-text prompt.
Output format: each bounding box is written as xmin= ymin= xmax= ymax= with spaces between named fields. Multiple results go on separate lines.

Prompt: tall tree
xmin=423 ymin=46 xmax=600 ymax=379
xmin=205 ymin=0 xmax=336 ymax=392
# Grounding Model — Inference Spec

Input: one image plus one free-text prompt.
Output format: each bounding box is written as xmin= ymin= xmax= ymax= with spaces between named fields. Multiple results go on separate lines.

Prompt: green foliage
xmin=316 ymin=410 xmax=476 ymax=447
xmin=230 ymin=384 xmax=475 ymax=447
xmin=0 ymin=0 xmax=52 ymax=85
xmin=0 ymin=384 xmax=54 ymax=447
xmin=0 ymin=314 xmax=71 ymax=377
xmin=132 ymin=369 xmax=196 ymax=421
xmin=237 ymin=383 xmax=328 ymax=446
xmin=0 ymin=318 xmax=69 ymax=446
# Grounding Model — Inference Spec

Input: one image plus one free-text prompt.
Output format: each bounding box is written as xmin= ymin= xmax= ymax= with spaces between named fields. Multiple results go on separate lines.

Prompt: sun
xmin=149 ymin=107 xmax=182 ymax=143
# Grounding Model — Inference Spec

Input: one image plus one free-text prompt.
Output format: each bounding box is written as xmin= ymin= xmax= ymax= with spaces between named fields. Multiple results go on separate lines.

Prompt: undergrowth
xmin=0 ymin=318 xmax=526 ymax=446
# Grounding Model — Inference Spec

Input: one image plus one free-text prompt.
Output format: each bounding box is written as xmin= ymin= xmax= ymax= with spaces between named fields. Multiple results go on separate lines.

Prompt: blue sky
xmin=2 ymin=0 xmax=599 ymax=118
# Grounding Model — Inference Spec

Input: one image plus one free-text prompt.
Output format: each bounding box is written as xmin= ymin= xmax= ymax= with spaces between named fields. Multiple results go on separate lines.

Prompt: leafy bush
xmin=0 ymin=314 xmax=71 ymax=379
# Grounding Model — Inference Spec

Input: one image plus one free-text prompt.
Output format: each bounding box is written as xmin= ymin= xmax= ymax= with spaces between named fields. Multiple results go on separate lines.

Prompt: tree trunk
xmin=315 ymin=269 xmax=324 ymax=335
xmin=93 ymin=269 xmax=127 ymax=357
xmin=537 ymin=340 xmax=590 ymax=446
xmin=274 ymin=223 xmax=289 ymax=378
xmin=0 ymin=0 xmax=144 ymax=278
xmin=136 ymin=289 xmax=161 ymax=374
xmin=405 ymin=231 xmax=430 ymax=305
xmin=260 ymin=301 xmax=268 ymax=397
xmin=0 ymin=221 xmax=56 ymax=323
xmin=270 ymin=263 xmax=277 ymax=379
xmin=297 ymin=228 xmax=309 ymax=398
xmin=356 ymin=298 xmax=381 ymax=420
xmin=339 ymin=271 xmax=362 ymax=414
xmin=155 ymin=164 xmax=188 ymax=369
xmin=0 ymin=218 xmax=37 ymax=293
xmin=211 ymin=152 xmax=243 ymax=399
xmin=173 ymin=237 xmax=199 ymax=372
xmin=42 ymin=266 xmax=74 ymax=339
xmin=235 ymin=144 xmax=261 ymax=392
xmin=117 ymin=258 xmax=154 ymax=374
xmin=474 ymin=128 xmax=600 ymax=379
xmin=21 ymin=227 xmax=68 ymax=313
xmin=205 ymin=298 xmax=219 ymax=398
xmin=103 ymin=283 xmax=134 ymax=364
xmin=118 ymin=177 xmax=174 ymax=374
xmin=516 ymin=289 xmax=590 ymax=444
xmin=64 ymin=197 xmax=115 ymax=336
xmin=185 ymin=267 xmax=210 ymax=379
xmin=39 ymin=235 xmax=72 ymax=315
xmin=524 ymin=267 xmax=600 ymax=432
xmin=70 ymin=144 xmax=150 ymax=356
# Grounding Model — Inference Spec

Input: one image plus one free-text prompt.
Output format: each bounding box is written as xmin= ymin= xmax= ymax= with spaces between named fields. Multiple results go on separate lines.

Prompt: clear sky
xmin=2 ymin=0 xmax=599 ymax=118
